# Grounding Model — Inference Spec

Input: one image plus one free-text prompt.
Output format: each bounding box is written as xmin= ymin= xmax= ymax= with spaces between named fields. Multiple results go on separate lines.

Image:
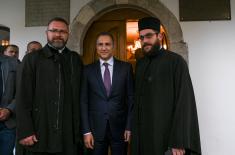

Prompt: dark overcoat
xmin=16 ymin=45 xmax=82 ymax=154
xmin=131 ymin=48 xmax=201 ymax=155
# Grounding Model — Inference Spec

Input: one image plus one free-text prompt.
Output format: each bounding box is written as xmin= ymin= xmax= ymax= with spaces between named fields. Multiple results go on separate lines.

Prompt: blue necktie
xmin=103 ymin=63 xmax=111 ymax=96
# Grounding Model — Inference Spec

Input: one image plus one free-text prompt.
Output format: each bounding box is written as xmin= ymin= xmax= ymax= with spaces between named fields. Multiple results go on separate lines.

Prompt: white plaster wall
xmin=0 ymin=0 xmax=47 ymax=59
xmin=1 ymin=0 xmax=235 ymax=154
xmin=182 ymin=16 xmax=235 ymax=155
xmin=162 ymin=0 xmax=235 ymax=154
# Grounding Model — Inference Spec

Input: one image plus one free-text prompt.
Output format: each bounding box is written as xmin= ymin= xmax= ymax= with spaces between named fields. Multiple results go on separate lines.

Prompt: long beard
xmin=142 ymin=42 xmax=161 ymax=57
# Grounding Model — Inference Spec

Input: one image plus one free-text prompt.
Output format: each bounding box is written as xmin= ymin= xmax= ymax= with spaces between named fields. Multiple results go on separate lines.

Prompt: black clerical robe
xmin=131 ymin=48 xmax=201 ymax=155
xmin=16 ymin=45 xmax=83 ymax=155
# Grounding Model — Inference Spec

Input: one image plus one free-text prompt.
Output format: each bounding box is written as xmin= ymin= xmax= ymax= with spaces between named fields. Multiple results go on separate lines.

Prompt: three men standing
xmin=16 ymin=17 xmax=83 ymax=155
xmin=15 ymin=15 xmax=201 ymax=155
xmin=80 ymin=32 xmax=134 ymax=155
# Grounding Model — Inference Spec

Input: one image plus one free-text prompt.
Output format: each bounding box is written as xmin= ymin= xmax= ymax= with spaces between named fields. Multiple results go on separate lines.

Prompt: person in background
xmin=0 ymin=54 xmax=18 ymax=155
xmin=26 ymin=41 xmax=42 ymax=54
xmin=3 ymin=44 xmax=19 ymax=59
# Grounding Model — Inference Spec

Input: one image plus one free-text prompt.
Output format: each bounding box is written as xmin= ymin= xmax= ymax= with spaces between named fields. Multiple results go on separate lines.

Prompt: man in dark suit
xmin=0 ymin=55 xmax=18 ymax=155
xmin=80 ymin=32 xmax=134 ymax=155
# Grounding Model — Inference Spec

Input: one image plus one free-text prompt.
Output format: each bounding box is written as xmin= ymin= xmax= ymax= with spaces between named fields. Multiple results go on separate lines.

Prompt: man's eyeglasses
xmin=139 ymin=32 xmax=158 ymax=41
xmin=47 ymin=29 xmax=68 ymax=35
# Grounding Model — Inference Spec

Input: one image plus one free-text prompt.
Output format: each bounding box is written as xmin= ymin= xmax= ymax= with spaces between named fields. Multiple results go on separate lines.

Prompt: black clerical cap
xmin=138 ymin=17 xmax=160 ymax=32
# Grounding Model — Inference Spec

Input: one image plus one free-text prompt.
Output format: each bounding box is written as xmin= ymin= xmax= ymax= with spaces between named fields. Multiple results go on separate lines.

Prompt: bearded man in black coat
xmin=16 ymin=17 xmax=83 ymax=155
xmin=131 ymin=17 xmax=201 ymax=155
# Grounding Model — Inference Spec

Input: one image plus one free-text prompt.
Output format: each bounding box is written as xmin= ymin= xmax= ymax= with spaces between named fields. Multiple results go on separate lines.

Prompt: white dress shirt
xmin=99 ymin=57 xmax=114 ymax=84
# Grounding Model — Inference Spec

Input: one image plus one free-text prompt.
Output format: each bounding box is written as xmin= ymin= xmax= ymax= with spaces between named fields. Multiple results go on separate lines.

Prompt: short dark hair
xmin=47 ymin=17 xmax=69 ymax=26
xmin=27 ymin=41 xmax=42 ymax=50
xmin=96 ymin=32 xmax=114 ymax=45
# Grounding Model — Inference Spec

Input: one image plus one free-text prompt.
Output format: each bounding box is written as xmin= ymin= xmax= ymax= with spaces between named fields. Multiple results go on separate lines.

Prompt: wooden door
xmin=82 ymin=20 xmax=126 ymax=65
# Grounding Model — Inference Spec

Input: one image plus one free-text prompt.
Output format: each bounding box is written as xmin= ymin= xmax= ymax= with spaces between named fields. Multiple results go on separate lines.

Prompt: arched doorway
xmin=67 ymin=0 xmax=188 ymax=63
xmin=82 ymin=8 xmax=169 ymax=66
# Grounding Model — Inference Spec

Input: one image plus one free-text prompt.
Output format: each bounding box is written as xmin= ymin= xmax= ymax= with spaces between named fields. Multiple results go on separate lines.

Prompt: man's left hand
xmin=0 ymin=108 xmax=11 ymax=121
xmin=124 ymin=130 xmax=131 ymax=142
xmin=172 ymin=148 xmax=185 ymax=155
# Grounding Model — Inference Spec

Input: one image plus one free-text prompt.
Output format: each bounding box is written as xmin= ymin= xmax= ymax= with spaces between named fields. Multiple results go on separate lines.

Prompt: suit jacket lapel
xmin=110 ymin=58 xmax=119 ymax=96
xmin=94 ymin=61 xmax=108 ymax=98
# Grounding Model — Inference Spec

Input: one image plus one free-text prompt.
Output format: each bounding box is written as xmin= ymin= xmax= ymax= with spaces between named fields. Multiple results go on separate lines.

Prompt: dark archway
xmin=68 ymin=0 xmax=188 ymax=61
xmin=81 ymin=8 xmax=169 ymax=66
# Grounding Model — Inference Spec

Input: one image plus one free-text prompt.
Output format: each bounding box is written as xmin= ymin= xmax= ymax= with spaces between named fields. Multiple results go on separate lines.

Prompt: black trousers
xmin=90 ymin=121 xmax=126 ymax=155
